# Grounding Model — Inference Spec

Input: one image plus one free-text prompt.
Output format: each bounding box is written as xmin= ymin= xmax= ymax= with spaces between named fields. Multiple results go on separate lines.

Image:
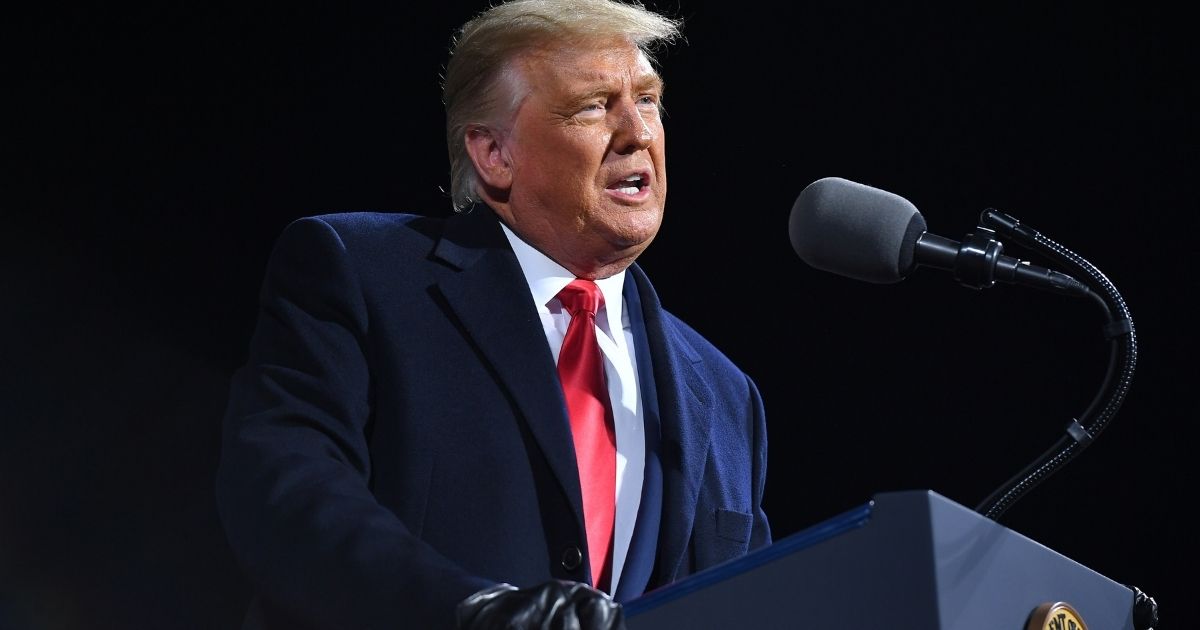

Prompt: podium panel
xmin=626 ymin=490 xmax=1134 ymax=630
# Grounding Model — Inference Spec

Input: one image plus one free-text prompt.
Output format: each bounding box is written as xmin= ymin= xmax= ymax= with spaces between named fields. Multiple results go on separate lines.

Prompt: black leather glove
xmin=455 ymin=580 xmax=626 ymax=630
xmin=1129 ymin=585 xmax=1159 ymax=630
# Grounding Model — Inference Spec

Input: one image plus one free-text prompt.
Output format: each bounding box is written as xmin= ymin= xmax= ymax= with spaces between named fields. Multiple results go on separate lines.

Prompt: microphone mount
xmin=913 ymin=226 xmax=1006 ymax=290
xmin=913 ymin=222 xmax=1092 ymax=297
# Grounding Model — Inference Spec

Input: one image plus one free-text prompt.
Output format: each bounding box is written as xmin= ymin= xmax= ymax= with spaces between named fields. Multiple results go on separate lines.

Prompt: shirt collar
xmin=499 ymin=221 xmax=626 ymax=339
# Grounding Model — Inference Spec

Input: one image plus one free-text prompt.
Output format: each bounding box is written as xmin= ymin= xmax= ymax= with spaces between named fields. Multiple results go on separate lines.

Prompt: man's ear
xmin=464 ymin=125 xmax=513 ymax=192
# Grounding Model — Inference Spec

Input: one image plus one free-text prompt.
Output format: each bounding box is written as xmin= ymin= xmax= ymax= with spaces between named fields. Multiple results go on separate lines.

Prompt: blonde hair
xmin=442 ymin=0 xmax=682 ymax=211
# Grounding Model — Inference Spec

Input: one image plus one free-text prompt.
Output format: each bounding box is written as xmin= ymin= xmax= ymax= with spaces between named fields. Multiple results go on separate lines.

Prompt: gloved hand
xmin=1129 ymin=585 xmax=1158 ymax=630
xmin=455 ymin=580 xmax=626 ymax=630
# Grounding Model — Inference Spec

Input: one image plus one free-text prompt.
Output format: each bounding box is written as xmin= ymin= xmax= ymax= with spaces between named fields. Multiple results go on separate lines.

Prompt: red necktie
xmin=556 ymin=279 xmax=616 ymax=592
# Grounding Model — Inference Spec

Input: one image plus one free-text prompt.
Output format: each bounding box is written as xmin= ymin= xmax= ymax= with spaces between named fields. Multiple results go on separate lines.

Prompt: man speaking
xmin=215 ymin=0 xmax=772 ymax=627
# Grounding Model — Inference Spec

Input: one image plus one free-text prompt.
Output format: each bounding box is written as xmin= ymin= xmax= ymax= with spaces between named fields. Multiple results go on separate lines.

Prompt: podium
xmin=625 ymin=490 xmax=1135 ymax=629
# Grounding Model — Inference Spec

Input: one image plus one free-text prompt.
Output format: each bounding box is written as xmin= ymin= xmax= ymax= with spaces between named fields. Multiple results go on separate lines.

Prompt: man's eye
xmin=580 ymin=103 xmax=605 ymax=113
xmin=637 ymin=95 xmax=660 ymax=107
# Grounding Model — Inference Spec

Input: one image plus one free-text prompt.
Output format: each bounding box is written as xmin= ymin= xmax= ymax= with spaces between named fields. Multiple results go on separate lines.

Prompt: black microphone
xmin=788 ymin=177 xmax=1090 ymax=297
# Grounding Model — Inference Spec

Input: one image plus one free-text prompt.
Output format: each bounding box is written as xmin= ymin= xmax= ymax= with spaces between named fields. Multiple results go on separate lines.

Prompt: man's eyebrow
xmin=558 ymin=73 xmax=664 ymax=108
xmin=568 ymin=71 xmax=663 ymax=95
xmin=634 ymin=74 xmax=665 ymax=94
xmin=571 ymin=85 xmax=615 ymax=101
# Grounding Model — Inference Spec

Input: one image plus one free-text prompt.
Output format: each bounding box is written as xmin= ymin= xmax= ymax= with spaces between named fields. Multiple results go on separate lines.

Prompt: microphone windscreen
xmin=789 ymin=177 xmax=927 ymax=283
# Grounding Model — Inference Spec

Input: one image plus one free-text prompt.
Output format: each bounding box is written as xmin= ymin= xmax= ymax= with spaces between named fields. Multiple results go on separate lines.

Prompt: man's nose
xmin=611 ymin=102 xmax=655 ymax=154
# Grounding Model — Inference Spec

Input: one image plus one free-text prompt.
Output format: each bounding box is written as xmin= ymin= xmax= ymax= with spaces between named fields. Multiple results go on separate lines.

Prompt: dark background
xmin=5 ymin=2 xmax=1195 ymax=628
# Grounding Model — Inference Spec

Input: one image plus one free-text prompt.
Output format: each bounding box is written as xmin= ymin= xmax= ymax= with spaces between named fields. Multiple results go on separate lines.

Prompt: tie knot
xmin=557 ymin=279 xmax=604 ymax=317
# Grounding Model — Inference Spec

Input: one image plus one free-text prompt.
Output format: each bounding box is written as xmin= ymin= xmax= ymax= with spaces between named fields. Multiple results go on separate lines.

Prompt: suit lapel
xmin=627 ymin=265 xmax=713 ymax=584
xmin=429 ymin=205 xmax=586 ymax=529
xmin=614 ymin=274 xmax=662 ymax=602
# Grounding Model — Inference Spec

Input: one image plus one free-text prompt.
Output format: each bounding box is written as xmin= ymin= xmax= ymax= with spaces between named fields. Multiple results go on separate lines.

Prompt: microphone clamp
xmin=911 ymin=224 xmax=1091 ymax=297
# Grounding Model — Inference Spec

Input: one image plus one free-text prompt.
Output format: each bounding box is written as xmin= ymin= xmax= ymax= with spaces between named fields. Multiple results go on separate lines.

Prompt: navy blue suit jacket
xmin=216 ymin=205 xmax=771 ymax=629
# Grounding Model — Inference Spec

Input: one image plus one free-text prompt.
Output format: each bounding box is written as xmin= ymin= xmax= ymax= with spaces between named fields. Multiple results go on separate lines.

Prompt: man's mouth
xmin=607 ymin=172 xmax=649 ymax=195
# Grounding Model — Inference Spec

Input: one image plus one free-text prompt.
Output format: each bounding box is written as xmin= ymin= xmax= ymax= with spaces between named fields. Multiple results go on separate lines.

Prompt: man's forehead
xmin=518 ymin=41 xmax=661 ymax=88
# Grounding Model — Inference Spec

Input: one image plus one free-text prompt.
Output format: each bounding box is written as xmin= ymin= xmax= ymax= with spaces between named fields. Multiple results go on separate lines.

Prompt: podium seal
xmin=1026 ymin=601 xmax=1088 ymax=630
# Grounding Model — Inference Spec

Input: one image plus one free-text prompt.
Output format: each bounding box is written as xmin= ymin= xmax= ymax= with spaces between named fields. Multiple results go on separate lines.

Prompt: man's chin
xmin=603 ymin=206 xmax=662 ymax=246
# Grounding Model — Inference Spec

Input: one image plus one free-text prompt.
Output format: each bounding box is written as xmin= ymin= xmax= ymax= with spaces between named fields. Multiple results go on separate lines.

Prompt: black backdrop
xmin=6 ymin=2 xmax=1196 ymax=628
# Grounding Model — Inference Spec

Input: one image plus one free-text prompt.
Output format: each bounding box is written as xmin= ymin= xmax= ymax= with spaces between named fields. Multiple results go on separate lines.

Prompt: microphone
xmin=788 ymin=177 xmax=1090 ymax=296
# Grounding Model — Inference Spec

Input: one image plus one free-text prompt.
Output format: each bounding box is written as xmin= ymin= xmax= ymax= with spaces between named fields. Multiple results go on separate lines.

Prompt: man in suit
xmin=215 ymin=0 xmax=771 ymax=628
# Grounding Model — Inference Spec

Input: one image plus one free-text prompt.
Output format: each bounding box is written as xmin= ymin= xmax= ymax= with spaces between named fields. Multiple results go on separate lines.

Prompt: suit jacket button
xmin=560 ymin=546 xmax=583 ymax=571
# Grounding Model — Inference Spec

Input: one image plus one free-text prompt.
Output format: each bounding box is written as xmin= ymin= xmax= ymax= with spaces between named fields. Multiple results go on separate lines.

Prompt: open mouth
xmin=607 ymin=172 xmax=649 ymax=195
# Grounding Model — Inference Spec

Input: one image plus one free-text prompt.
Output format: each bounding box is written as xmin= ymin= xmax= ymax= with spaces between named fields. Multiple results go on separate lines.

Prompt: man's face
xmin=492 ymin=40 xmax=667 ymax=278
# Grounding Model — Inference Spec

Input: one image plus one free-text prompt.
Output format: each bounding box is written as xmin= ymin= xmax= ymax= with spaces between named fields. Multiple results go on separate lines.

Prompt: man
xmin=215 ymin=0 xmax=771 ymax=628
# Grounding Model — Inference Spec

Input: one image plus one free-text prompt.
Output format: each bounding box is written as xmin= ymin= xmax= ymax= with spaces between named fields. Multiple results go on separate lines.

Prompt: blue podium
xmin=626 ymin=490 xmax=1134 ymax=629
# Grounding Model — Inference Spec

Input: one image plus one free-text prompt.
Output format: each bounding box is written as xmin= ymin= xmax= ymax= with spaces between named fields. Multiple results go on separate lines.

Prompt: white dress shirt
xmin=499 ymin=222 xmax=645 ymax=594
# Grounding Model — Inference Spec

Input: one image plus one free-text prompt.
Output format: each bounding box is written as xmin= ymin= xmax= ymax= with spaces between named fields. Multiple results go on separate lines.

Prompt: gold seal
xmin=1026 ymin=601 xmax=1088 ymax=630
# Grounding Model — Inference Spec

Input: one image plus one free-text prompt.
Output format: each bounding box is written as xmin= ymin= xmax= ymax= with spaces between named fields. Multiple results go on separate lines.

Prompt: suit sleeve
xmin=215 ymin=217 xmax=492 ymax=629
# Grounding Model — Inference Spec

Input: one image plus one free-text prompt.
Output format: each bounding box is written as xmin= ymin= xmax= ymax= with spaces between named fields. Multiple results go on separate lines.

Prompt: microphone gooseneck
xmin=972 ymin=210 xmax=1137 ymax=520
